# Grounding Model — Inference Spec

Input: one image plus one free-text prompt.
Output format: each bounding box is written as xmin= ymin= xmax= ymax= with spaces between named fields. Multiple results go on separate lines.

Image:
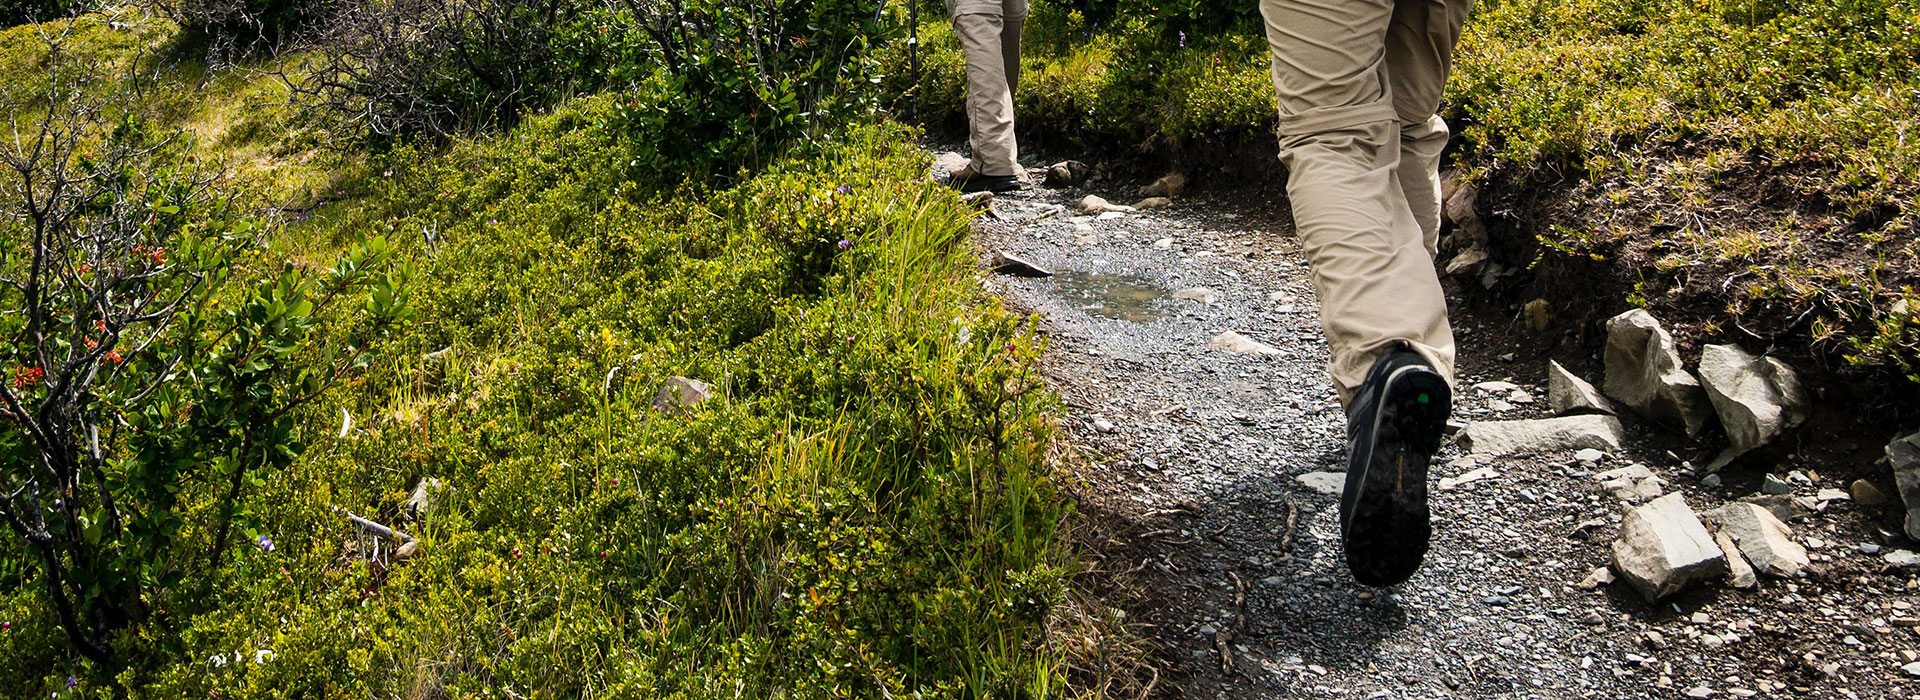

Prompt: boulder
xmin=987 ymin=250 xmax=1053 ymax=277
xmin=1139 ymin=172 xmax=1188 ymax=198
xmin=652 ymin=376 xmax=714 ymax=415
xmin=1602 ymin=309 xmax=1715 ymax=437
xmin=1610 ymin=493 xmax=1727 ymax=601
xmin=1697 ymin=344 xmax=1809 ymax=458
xmin=1460 ymin=415 xmax=1625 ymax=456
xmin=1548 ymin=360 xmax=1615 ymax=416
xmin=1043 ymin=160 xmax=1091 ymax=187
xmin=1206 ymin=331 xmax=1281 ymax=357
xmin=1706 ymin=503 xmax=1809 ymax=578
xmin=1890 ymin=431 xmax=1920 ymax=540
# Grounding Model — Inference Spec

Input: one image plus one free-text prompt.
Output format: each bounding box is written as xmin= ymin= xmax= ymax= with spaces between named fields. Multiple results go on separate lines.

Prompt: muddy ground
xmin=936 ymin=152 xmax=1920 ymax=699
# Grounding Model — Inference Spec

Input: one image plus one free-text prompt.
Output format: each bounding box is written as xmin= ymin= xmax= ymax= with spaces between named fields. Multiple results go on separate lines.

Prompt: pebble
xmin=1762 ymin=474 xmax=1792 ymax=495
xmin=1092 ymin=417 xmax=1117 ymax=433
xmin=1574 ymin=448 xmax=1606 ymax=463
xmin=1701 ymin=473 xmax=1722 ymax=488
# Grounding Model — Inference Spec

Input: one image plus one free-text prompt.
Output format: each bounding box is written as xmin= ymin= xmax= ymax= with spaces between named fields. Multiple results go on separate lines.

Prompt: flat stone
xmin=987 ymin=250 xmax=1053 ymax=277
xmin=1473 ymin=380 xmax=1520 ymax=393
xmin=1739 ymin=494 xmax=1813 ymax=523
xmin=1697 ymin=344 xmax=1809 ymax=459
xmin=652 ymin=376 xmax=714 ymax=415
xmin=1715 ymin=530 xmax=1759 ymax=589
xmin=1206 ymin=331 xmax=1281 ymax=357
xmin=1172 ymin=287 xmax=1218 ymax=304
xmin=1706 ymin=503 xmax=1809 ymax=578
xmin=1889 ymin=431 xmax=1920 ymax=540
xmin=1577 ymin=566 xmax=1615 ymax=589
xmin=1575 ymin=448 xmax=1607 ymax=463
xmin=1152 ymin=237 xmax=1175 ymax=249
xmin=1816 ymin=488 xmax=1849 ymax=502
xmin=1610 ymin=493 xmax=1727 ymax=601
xmin=1296 ymin=472 xmax=1344 ymax=497
xmin=1603 ymin=309 xmax=1715 ymax=437
xmin=1074 ymin=194 xmax=1131 ymax=214
xmin=1132 ymin=197 xmax=1172 ymax=210
xmin=1460 ymin=415 xmax=1626 ymax=456
xmin=1904 ymin=661 xmax=1920 ymax=678
xmin=1548 ymin=360 xmax=1615 ymax=416
xmin=1888 ymin=550 xmax=1920 ymax=569
xmin=1438 ymin=466 xmax=1499 ymax=491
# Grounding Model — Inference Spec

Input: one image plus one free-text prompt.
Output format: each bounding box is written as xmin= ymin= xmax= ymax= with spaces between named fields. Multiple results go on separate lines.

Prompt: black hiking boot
xmin=949 ymin=169 xmax=1021 ymax=194
xmin=1339 ymin=348 xmax=1451 ymax=587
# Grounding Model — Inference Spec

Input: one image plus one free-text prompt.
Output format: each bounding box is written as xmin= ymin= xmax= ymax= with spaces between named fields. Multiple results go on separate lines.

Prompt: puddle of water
xmin=1052 ymin=272 xmax=1166 ymax=322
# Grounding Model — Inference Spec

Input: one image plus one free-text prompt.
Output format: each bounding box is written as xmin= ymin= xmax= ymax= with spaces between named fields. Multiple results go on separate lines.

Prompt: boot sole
xmin=1342 ymin=365 xmax=1450 ymax=587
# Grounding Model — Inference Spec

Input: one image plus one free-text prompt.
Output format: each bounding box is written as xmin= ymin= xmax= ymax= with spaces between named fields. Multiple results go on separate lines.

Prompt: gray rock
xmin=1460 ymin=415 xmax=1626 ymax=456
xmin=1091 ymin=417 xmax=1117 ymax=433
xmin=1206 ymin=331 xmax=1281 ymax=357
xmin=1574 ymin=448 xmax=1607 ymax=463
xmin=1139 ymin=172 xmax=1188 ymax=198
xmin=1152 ymin=237 xmax=1176 ymax=249
xmin=1441 ymin=182 xmax=1489 ymax=277
xmin=1714 ymin=530 xmax=1758 ymax=589
xmin=1890 ymin=431 xmax=1920 ymax=540
xmin=1706 ymin=503 xmax=1809 ymax=578
xmin=1548 ymin=360 xmax=1615 ymax=416
xmin=1904 ymin=661 xmax=1920 ymax=678
xmin=1738 ymin=494 xmax=1816 ymax=523
xmin=1444 ymin=246 xmax=1488 ymax=277
xmin=1816 ymin=488 xmax=1849 ymax=502
xmin=1595 ymin=464 xmax=1665 ymax=502
xmin=1472 ymin=380 xmax=1520 ymax=393
xmin=987 ymin=250 xmax=1053 ymax=277
xmin=1610 ymin=493 xmax=1727 ymax=601
xmin=1172 ymin=287 xmax=1218 ymax=305
xmin=1577 ymin=566 xmax=1614 ymax=589
xmin=1132 ymin=196 xmax=1173 ymax=210
xmin=931 ymin=151 xmax=970 ymax=177
xmin=1602 ymin=309 xmax=1715 ymax=437
xmin=1697 ymin=344 xmax=1808 ymax=459
xmin=1296 ymin=472 xmax=1345 ymax=497
xmin=1074 ymin=194 xmax=1131 ymax=214
xmin=1887 ymin=550 xmax=1920 ymax=569
xmin=1043 ymin=160 xmax=1091 ymax=187
xmin=653 ymin=376 xmax=714 ymax=415
xmin=1762 ymin=473 xmax=1792 ymax=495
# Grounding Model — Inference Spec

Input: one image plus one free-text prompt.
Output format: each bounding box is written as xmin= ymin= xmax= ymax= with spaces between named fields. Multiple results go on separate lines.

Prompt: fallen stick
xmin=334 ymin=506 xmax=420 ymax=559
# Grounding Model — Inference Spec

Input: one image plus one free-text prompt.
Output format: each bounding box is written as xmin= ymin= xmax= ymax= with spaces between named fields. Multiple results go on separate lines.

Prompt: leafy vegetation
xmin=2 ymin=8 xmax=1082 ymax=697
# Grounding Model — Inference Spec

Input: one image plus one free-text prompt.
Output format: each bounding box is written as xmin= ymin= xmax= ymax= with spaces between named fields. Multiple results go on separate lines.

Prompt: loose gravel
xmin=944 ymin=153 xmax=1920 ymax=699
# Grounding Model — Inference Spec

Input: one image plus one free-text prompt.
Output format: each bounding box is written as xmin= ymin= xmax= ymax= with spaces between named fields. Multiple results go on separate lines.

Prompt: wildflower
xmin=256 ymin=535 xmax=275 ymax=553
xmin=147 ymin=248 xmax=166 ymax=265
xmin=1179 ymin=31 xmax=1186 ymax=48
xmin=85 ymin=338 xmax=98 ymax=350
xmin=253 ymin=649 xmax=274 ymax=665
xmin=2 ymin=621 xmax=10 ymax=630
xmin=105 ymin=350 xmax=125 ymax=365
xmin=511 ymin=547 xmax=522 ymax=558
xmin=67 ymin=676 xmax=77 ymax=688
xmin=837 ymin=239 xmax=852 ymax=250
xmin=12 ymin=366 xmax=44 ymax=389
xmin=835 ymin=184 xmax=852 ymax=195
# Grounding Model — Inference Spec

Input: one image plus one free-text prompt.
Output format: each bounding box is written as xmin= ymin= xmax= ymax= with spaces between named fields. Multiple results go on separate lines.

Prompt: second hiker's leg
xmin=951 ymin=2 xmax=1020 ymax=177
xmin=1259 ymin=0 xmax=1455 ymax=406
xmin=1388 ymin=0 xmax=1474 ymax=257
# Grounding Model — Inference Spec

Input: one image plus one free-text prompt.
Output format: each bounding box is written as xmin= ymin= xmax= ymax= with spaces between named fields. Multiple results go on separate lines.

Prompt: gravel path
xmin=940 ymin=152 xmax=1920 ymax=699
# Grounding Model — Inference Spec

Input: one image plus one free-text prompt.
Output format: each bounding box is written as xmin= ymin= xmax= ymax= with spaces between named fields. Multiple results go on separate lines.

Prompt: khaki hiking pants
xmin=1260 ymin=0 xmax=1473 ymax=405
xmin=949 ymin=0 xmax=1027 ymax=177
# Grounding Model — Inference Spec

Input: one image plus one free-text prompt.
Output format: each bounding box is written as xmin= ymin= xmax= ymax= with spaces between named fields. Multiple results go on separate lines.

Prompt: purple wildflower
xmin=67 ymin=676 xmax=78 ymax=689
xmin=1179 ymin=31 xmax=1187 ymax=47
xmin=837 ymin=239 xmax=852 ymax=250
xmin=256 ymin=535 xmax=275 ymax=553
xmin=834 ymin=184 xmax=851 ymax=195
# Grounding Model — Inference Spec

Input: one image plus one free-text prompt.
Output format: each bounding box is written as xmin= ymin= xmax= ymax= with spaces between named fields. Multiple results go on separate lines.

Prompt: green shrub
xmin=147 ymin=0 xmax=336 ymax=47
xmin=1 ymin=0 xmax=85 ymax=27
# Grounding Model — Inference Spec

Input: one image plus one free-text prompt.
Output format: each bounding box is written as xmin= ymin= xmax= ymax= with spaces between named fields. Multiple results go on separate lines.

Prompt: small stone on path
xmin=1548 ymin=360 xmax=1614 ymax=416
xmin=1460 ymin=415 xmax=1625 ymax=456
xmin=987 ymin=250 xmax=1053 ymax=277
xmin=1762 ymin=473 xmax=1791 ymax=495
xmin=1439 ymin=466 xmax=1499 ymax=491
xmin=1172 ymin=287 xmax=1218 ymax=304
xmin=1574 ymin=448 xmax=1606 ymax=463
xmin=1610 ymin=493 xmax=1726 ymax=601
xmin=1296 ymin=472 xmax=1344 ymax=497
xmin=1206 ymin=331 xmax=1281 ymax=357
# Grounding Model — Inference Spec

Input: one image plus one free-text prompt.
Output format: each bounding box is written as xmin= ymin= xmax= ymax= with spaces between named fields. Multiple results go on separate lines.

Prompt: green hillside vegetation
xmin=896 ymin=0 xmax=1920 ymax=382
xmin=0 ymin=8 xmax=1087 ymax=697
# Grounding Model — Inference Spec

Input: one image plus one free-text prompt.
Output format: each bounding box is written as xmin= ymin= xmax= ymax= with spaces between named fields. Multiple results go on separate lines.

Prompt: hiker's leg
xmin=950 ymin=2 xmax=1020 ymax=177
xmin=1002 ymin=0 xmax=1027 ymax=95
xmin=1259 ymin=0 xmax=1455 ymax=405
xmin=1387 ymin=0 xmax=1474 ymax=257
